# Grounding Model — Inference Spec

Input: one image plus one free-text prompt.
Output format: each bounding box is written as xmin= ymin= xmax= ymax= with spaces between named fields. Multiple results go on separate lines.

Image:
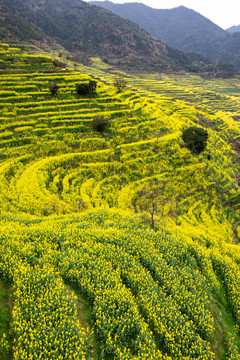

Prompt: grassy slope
xmin=1 ymin=44 xmax=240 ymax=358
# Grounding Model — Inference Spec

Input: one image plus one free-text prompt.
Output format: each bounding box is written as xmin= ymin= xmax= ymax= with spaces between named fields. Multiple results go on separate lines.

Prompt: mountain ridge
xmin=90 ymin=1 xmax=240 ymax=69
xmin=227 ymin=25 xmax=240 ymax=33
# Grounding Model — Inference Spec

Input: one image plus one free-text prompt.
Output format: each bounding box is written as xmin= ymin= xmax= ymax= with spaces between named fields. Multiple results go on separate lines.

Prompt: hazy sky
xmin=85 ymin=0 xmax=240 ymax=29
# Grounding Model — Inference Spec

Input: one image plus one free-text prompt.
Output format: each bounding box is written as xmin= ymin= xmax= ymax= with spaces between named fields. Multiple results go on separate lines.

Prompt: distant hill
xmin=227 ymin=25 xmax=240 ymax=33
xmin=0 ymin=0 xmax=237 ymax=76
xmin=91 ymin=1 xmax=240 ymax=69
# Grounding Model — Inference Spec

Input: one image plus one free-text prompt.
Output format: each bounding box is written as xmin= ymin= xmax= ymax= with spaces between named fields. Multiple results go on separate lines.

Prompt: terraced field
xmin=1 ymin=44 xmax=240 ymax=359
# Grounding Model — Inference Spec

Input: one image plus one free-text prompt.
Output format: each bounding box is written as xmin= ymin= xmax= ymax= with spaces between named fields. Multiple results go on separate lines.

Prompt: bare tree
xmin=132 ymin=181 xmax=173 ymax=230
xmin=89 ymin=80 xmax=97 ymax=93
xmin=113 ymin=76 xmax=127 ymax=93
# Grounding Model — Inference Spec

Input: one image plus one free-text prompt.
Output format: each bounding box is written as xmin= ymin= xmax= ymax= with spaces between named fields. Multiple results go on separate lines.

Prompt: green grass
xmin=211 ymin=289 xmax=235 ymax=358
xmin=0 ymin=279 xmax=11 ymax=360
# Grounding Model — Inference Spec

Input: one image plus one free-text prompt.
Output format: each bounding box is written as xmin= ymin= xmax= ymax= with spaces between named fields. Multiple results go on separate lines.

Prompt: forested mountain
xmin=91 ymin=1 xmax=240 ymax=69
xmin=0 ymin=0 xmax=236 ymax=75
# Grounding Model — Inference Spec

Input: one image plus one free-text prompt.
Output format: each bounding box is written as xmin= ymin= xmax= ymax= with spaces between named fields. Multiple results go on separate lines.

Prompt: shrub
xmin=76 ymin=83 xmax=89 ymax=95
xmin=182 ymin=126 xmax=208 ymax=154
xmin=49 ymin=82 xmax=59 ymax=96
xmin=52 ymin=59 xmax=66 ymax=68
xmin=92 ymin=115 xmax=110 ymax=133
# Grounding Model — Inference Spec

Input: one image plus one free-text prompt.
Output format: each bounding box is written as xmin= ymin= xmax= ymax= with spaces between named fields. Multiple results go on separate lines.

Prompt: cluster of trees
xmin=76 ymin=80 xmax=97 ymax=95
xmin=49 ymin=76 xmax=127 ymax=96
xmin=49 ymin=80 xmax=98 ymax=96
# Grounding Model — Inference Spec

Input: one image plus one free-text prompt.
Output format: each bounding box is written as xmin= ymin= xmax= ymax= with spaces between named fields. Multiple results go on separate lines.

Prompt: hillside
xmin=0 ymin=0 xmax=236 ymax=76
xmin=2 ymin=44 xmax=240 ymax=358
xmin=91 ymin=1 xmax=240 ymax=70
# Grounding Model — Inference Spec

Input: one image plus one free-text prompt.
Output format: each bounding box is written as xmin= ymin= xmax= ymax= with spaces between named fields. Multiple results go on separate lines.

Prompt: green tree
xmin=182 ymin=126 xmax=208 ymax=154
xmin=76 ymin=83 xmax=89 ymax=95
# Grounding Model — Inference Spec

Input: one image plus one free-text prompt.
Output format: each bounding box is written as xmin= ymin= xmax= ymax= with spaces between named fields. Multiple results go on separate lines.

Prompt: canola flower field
xmin=1 ymin=43 xmax=240 ymax=359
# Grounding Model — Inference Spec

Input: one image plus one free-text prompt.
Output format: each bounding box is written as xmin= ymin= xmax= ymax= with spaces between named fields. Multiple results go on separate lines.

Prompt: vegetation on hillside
xmin=1 ymin=44 xmax=240 ymax=359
